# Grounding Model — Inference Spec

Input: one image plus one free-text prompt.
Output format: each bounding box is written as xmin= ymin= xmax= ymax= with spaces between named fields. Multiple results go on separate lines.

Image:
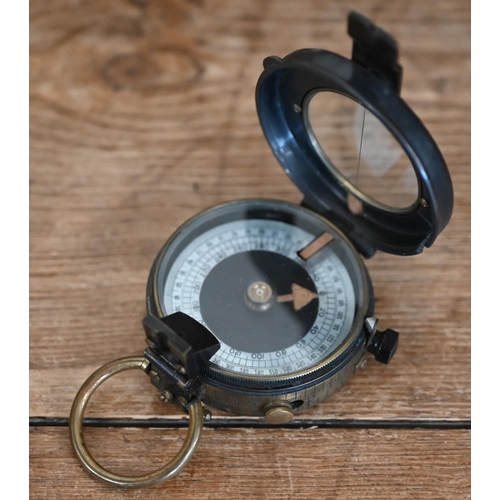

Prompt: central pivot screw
xmin=245 ymin=281 xmax=274 ymax=311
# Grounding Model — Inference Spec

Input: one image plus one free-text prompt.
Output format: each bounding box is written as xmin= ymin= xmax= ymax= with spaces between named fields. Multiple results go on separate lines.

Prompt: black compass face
xmin=156 ymin=201 xmax=362 ymax=377
xmin=199 ymin=251 xmax=318 ymax=352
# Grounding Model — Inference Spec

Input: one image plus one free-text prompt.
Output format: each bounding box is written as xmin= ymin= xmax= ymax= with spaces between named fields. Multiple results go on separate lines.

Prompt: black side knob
xmin=367 ymin=328 xmax=399 ymax=364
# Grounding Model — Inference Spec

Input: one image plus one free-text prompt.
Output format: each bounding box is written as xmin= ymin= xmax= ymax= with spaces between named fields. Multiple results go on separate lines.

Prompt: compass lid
xmin=255 ymin=12 xmax=453 ymax=257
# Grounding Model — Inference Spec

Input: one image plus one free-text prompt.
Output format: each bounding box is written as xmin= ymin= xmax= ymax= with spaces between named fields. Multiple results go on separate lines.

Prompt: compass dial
xmin=153 ymin=201 xmax=364 ymax=380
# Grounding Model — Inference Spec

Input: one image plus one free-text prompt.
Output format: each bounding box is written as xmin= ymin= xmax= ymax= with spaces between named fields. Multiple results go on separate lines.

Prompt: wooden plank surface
xmin=30 ymin=427 xmax=470 ymax=499
xmin=30 ymin=0 xmax=470 ymax=496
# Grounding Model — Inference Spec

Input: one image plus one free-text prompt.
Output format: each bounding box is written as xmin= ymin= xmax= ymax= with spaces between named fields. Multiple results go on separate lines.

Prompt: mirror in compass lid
xmin=305 ymin=90 xmax=420 ymax=212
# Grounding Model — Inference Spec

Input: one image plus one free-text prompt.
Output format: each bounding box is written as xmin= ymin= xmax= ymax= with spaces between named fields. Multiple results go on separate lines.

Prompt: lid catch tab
xmin=348 ymin=11 xmax=403 ymax=94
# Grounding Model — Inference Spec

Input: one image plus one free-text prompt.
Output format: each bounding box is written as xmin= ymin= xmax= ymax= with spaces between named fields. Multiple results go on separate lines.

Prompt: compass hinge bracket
xmin=142 ymin=313 xmax=220 ymax=413
xmin=348 ymin=11 xmax=402 ymax=94
xmin=300 ymin=197 xmax=377 ymax=258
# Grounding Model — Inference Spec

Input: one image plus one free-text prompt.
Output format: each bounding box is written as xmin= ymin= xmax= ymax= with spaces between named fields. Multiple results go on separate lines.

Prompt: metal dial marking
xmin=163 ymin=219 xmax=355 ymax=376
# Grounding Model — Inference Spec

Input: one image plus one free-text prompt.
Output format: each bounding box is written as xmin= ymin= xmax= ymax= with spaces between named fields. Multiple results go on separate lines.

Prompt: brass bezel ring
xmin=69 ymin=356 xmax=204 ymax=488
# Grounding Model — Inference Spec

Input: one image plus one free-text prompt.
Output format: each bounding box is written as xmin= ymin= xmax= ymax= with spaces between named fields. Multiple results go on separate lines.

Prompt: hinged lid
xmin=255 ymin=12 xmax=453 ymax=257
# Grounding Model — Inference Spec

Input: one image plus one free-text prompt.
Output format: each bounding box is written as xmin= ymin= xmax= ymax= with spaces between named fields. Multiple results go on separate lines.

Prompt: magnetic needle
xmin=70 ymin=12 xmax=453 ymax=488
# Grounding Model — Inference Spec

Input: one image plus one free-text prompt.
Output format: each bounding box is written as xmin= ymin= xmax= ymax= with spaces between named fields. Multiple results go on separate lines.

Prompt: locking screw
xmin=158 ymin=390 xmax=173 ymax=404
xmin=367 ymin=328 xmax=399 ymax=364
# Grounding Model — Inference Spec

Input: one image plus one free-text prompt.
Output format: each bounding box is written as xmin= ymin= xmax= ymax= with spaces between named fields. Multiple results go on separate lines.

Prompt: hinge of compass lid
xmin=301 ymin=196 xmax=377 ymax=258
xmin=348 ymin=11 xmax=403 ymax=94
xmin=142 ymin=312 xmax=220 ymax=413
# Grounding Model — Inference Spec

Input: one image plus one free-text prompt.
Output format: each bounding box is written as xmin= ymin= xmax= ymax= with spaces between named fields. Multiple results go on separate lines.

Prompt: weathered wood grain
xmin=30 ymin=0 xmax=470 ymax=423
xmin=29 ymin=426 xmax=471 ymax=499
xmin=29 ymin=0 xmax=470 ymax=496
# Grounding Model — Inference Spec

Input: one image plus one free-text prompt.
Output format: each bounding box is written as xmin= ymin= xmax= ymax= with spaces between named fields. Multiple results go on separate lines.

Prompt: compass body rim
xmin=146 ymin=199 xmax=374 ymax=416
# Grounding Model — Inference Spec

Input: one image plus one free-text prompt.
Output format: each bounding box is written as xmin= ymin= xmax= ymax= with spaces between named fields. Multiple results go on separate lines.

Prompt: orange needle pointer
xmin=297 ymin=232 xmax=334 ymax=260
xmin=277 ymin=283 xmax=318 ymax=311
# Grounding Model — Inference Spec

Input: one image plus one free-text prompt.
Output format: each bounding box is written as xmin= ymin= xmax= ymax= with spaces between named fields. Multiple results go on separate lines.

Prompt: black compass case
xmin=256 ymin=11 xmax=454 ymax=258
xmin=142 ymin=12 xmax=454 ymax=421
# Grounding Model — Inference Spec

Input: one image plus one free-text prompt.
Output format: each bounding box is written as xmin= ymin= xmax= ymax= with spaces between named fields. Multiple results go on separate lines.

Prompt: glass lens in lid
xmin=305 ymin=90 xmax=420 ymax=211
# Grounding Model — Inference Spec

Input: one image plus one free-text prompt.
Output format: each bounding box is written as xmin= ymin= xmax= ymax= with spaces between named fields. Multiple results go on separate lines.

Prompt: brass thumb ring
xmin=69 ymin=356 xmax=204 ymax=488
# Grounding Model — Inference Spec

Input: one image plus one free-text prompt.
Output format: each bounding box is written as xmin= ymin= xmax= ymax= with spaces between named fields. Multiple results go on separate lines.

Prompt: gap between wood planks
xmin=30 ymin=416 xmax=470 ymax=430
